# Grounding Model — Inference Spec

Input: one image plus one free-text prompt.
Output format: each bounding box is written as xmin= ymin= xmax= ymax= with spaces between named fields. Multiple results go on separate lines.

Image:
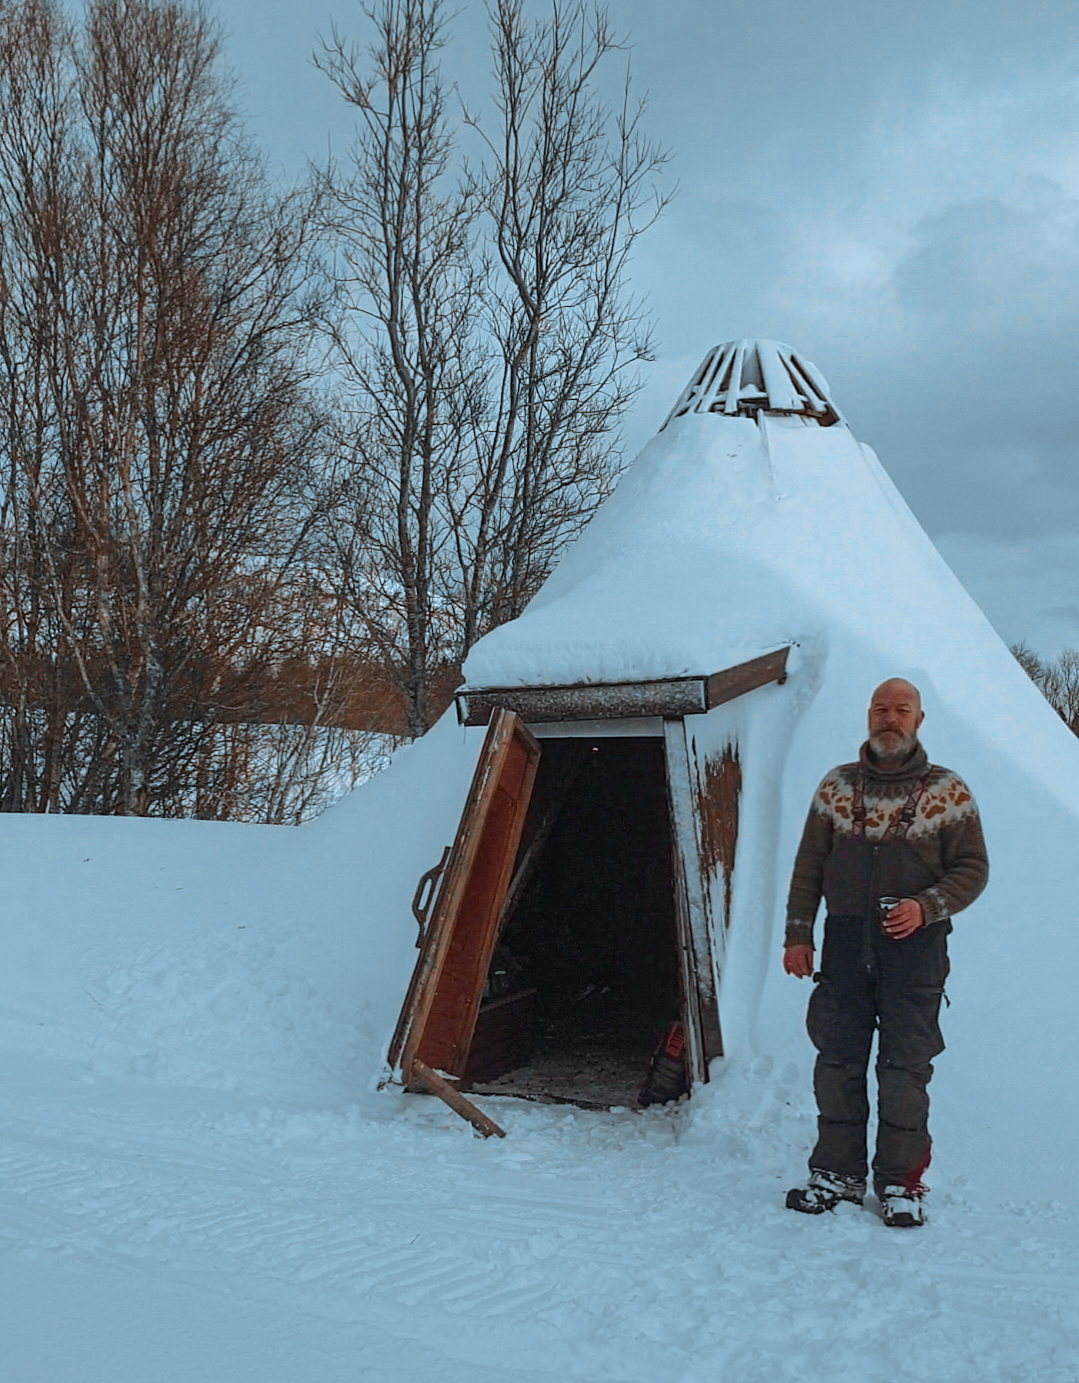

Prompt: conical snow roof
xmin=460 ymin=338 xmax=941 ymax=695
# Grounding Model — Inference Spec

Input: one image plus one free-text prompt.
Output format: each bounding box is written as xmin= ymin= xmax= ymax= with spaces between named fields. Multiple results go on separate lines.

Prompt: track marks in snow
xmin=3 ymin=1086 xmax=1079 ymax=1382
xmin=0 ymin=1113 xmax=613 ymax=1342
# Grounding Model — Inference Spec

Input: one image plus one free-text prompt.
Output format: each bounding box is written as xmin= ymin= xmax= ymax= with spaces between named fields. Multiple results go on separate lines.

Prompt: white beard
xmin=869 ymin=730 xmax=918 ymax=762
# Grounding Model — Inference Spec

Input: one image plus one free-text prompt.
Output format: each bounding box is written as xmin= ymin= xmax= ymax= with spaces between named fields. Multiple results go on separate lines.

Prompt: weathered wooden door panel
xmin=684 ymin=723 xmax=742 ymax=938
xmin=390 ymin=709 xmax=540 ymax=1087
xmin=418 ymin=768 xmax=527 ymax=1073
xmin=664 ymin=720 xmax=723 ymax=1076
xmin=667 ymin=698 xmax=752 ymax=1080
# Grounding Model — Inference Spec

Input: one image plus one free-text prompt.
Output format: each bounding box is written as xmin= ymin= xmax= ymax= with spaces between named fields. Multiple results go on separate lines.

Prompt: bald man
xmin=783 ymin=679 xmax=988 ymax=1227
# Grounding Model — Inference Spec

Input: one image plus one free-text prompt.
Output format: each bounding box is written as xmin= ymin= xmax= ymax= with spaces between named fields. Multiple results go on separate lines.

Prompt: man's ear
xmin=917 ymin=710 xmax=925 ymax=728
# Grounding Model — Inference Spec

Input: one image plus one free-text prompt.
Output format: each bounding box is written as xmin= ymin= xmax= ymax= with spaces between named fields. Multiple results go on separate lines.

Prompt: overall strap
xmin=853 ymin=771 xmax=933 ymax=842
xmin=882 ymin=772 xmax=933 ymax=843
xmin=852 ymin=774 xmax=867 ymax=840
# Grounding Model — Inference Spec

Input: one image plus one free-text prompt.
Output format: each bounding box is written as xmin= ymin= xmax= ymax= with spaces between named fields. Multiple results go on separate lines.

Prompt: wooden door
xmin=389 ymin=708 xmax=541 ymax=1088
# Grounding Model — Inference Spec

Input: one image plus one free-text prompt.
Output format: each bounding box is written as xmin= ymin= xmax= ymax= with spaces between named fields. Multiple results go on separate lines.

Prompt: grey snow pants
xmin=806 ymin=912 xmax=950 ymax=1197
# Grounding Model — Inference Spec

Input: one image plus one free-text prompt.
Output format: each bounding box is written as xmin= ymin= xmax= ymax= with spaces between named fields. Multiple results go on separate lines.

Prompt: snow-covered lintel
xmin=455 ymin=647 xmax=790 ymax=727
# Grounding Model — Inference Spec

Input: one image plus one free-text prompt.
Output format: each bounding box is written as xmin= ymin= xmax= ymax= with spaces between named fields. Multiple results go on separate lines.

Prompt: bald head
xmin=870 ymin=678 xmax=922 ymax=716
xmin=868 ymin=678 xmax=924 ymax=763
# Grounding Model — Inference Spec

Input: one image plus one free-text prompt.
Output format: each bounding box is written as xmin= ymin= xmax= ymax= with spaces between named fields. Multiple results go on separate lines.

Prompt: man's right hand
xmin=783 ymin=944 xmax=814 ymax=978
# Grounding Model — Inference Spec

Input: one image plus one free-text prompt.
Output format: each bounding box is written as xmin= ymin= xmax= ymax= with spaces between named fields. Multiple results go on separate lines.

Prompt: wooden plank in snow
xmin=410 ymin=1061 xmax=506 ymax=1138
xmin=759 ymin=346 xmax=800 ymax=412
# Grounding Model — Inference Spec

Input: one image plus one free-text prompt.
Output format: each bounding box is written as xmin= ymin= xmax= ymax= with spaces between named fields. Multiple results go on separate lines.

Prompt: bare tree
xmin=456 ymin=0 xmax=668 ymax=645
xmin=0 ymin=0 xmax=369 ymax=817
xmin=1046 ymin=649 xmax=1079 ymax=735
xmin=1011 ymin=640 xmax=1046 ymax=684
xmin=1011 ymin=641 xmax=1079 ymax=736
xmin=317 ymin=0 xmax=671 ymax=735
xmin=315 ymin=0 xmax=482 ymax=738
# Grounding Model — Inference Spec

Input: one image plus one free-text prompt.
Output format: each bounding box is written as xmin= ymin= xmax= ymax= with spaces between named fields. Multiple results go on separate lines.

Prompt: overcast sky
xmin=214 ymin=0 xmax=1079 ymax=659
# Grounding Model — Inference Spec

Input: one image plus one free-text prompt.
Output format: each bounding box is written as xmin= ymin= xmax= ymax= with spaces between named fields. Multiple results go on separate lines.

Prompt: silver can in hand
xmin=878 ymin=896 xmax=901 ymax=936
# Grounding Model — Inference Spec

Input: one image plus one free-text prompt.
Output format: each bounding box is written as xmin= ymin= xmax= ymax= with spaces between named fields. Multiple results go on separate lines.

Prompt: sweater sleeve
xmin=784 ymin=784 xmax=833 ymax=948
xmin=916 ymin=785 xmax=989 ymax=925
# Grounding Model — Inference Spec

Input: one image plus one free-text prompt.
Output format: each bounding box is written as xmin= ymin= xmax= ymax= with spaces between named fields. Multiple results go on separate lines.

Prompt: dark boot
xmin=786 ymin=1168 xmax=866 ymax=1214
xmin=879 ymin=1183 xmax=926 ymax=1228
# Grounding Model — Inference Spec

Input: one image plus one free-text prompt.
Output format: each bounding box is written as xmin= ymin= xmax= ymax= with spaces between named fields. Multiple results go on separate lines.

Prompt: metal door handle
xmin=411 ymin=846 xmax=450 ymax=946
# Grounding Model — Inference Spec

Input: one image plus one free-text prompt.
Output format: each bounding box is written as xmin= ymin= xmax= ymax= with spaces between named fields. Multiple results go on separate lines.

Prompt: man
xmin=783 ymin=678 xmax=988 ymax=1227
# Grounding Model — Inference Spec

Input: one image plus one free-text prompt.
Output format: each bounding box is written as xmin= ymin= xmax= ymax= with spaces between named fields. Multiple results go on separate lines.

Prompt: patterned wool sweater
xmin=784 ymin=741 xmax=989 ymax=949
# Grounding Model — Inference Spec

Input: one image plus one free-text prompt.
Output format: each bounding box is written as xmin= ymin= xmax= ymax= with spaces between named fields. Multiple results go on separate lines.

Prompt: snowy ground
xmin=2 ymin=715 xmax=1078 ymax=1382
xmin=4 ymin=1042 xmax=1078 ymax=1383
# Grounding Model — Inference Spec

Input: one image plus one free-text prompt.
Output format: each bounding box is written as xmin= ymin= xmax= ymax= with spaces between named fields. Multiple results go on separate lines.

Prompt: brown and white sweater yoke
xmin=784 ymin=742 xmax=989 ymax=949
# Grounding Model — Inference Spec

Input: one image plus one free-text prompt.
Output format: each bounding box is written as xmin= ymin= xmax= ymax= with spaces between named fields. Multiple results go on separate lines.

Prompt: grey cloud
xmin=823 ymin=180 xmax=1079 ymax=541
xmin=894 ymin=185 xmax=1079 ymax=327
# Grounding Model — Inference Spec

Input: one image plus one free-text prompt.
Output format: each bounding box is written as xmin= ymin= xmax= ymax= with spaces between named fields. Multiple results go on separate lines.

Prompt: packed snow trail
xmin=2 ymin=1048 xmax=1077 ymax=1383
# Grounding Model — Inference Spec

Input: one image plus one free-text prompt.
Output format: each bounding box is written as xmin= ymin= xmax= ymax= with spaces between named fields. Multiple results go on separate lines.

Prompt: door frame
xmin=663 ymin=718 xmax=724 ymax=1079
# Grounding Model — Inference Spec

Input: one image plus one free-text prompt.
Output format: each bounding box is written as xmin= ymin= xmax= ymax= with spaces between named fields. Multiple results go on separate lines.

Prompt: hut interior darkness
xmin=463 ymin=736 xmax=682 ymax=1108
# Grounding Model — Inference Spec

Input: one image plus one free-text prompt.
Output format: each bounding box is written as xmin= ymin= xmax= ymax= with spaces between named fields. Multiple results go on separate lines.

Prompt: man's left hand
xmin=882 ymin=897 xmax=924 ymax=939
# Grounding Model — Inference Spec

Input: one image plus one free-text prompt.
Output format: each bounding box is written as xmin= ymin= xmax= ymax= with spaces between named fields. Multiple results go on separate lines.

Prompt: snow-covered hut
xmin=383 ymin=339 xmax=1079 ymax=1160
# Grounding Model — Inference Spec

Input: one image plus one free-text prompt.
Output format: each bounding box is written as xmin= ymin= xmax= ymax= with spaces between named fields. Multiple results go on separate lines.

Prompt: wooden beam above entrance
xmin=455 ymin=646 xmax=790 ymax=727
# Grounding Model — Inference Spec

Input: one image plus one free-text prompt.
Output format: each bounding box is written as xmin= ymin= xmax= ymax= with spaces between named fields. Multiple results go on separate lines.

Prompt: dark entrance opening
xmin=463 ymin=736 xmax=683 ymax=1108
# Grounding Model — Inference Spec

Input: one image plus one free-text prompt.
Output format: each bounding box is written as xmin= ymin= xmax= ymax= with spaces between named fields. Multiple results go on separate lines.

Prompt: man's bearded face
xmin=869 ymin=726 xmax=919 ymax=759
xmin=867 ymin=680 xmax=924 ymax=761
